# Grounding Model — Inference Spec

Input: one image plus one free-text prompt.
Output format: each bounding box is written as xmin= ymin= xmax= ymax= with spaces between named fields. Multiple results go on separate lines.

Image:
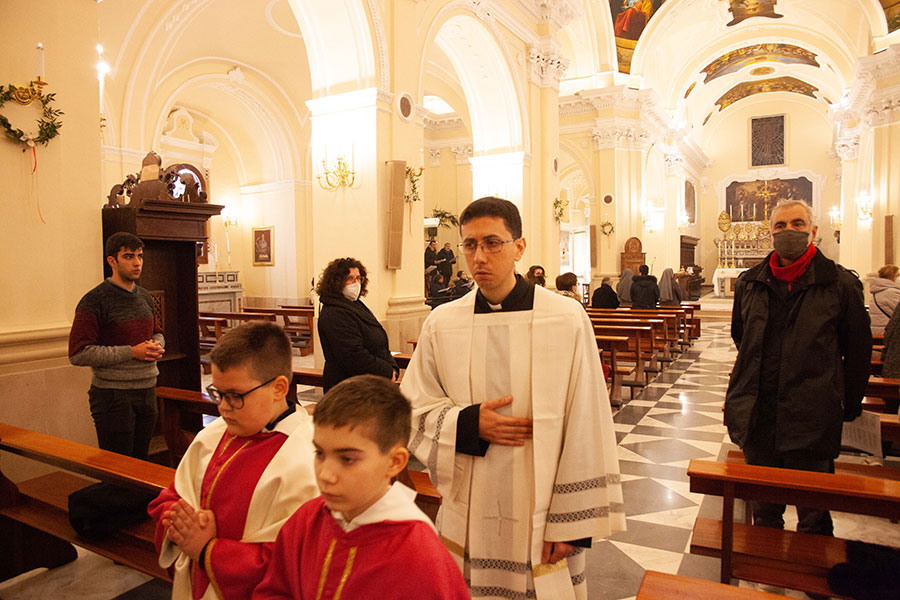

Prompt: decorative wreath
xmin=0 ymin=84 xmax=63 ymax=151
xmin=600 ymin=220 xmax=615 ymax=236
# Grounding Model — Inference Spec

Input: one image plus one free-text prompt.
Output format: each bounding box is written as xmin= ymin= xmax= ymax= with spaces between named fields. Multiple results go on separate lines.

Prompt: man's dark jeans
xmin=88 ymin=386 xmax=157 ymax=461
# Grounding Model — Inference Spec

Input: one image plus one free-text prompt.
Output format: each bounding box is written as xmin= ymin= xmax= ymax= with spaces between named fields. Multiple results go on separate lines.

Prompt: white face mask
xmin=342 ymin=282 xmax=361 ymax=301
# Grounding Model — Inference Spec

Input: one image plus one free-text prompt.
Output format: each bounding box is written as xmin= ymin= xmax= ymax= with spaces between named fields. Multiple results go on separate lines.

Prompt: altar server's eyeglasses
xmin=458 ymin=238 xmax=516 ymax=255
xmin=206 ymin=376 xmax=277 ymax=409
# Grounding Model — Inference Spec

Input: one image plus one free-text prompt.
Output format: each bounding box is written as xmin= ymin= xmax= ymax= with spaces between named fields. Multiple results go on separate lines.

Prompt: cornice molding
xmin=559 ymin=96 xmax=596 ymax=117
xmin=836 ymin=45 xmax=900 ymax=128
xmin=424 ymin=114 xmax=466 ymax=131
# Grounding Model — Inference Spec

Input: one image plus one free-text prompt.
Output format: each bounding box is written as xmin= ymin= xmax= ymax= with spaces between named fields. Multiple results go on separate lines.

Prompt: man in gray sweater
xmin=68 ymin=232 xmax=165 ymax=460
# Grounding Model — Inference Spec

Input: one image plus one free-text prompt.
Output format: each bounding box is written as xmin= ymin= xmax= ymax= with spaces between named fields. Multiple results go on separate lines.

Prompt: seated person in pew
xmin=881 ymin=305 xmax=900 ymax=381
xmin=630 ymin=265 xmax=659 ymax=309
xmin=149 ymin=322 xmax=319 ymax=599
xmin=726 ymin=200 xmax=871 ymax=536
xmin=591 ymin=277 xmax=619 ymax=309
xmin=254 ymin=375 xmax=469 ymax=599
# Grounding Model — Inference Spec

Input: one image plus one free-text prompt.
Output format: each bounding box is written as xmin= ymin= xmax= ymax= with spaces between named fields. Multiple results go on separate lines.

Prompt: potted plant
xmin=427 ymin=208 xmax=459 ymax=240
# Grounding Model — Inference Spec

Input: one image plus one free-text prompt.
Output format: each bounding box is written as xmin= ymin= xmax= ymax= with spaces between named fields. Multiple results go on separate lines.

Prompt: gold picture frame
xmin=252 ymin=226 xmax=274 ymax=266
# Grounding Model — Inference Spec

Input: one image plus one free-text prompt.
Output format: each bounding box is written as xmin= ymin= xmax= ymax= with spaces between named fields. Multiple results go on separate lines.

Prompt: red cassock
xmin=254 ymin=497 xmax=471 ymax=600
xmin=149 ymin=431 xmax=288 ymax=599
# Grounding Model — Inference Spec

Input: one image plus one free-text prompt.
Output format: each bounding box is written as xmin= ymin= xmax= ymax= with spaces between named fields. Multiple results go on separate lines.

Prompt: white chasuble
xmin=401 ymin=286 xmax=626 ymax=600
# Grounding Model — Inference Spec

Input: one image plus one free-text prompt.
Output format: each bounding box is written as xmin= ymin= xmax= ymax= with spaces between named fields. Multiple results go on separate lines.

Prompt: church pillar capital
xmin=527 ymin=43 xmax=568 ymax=91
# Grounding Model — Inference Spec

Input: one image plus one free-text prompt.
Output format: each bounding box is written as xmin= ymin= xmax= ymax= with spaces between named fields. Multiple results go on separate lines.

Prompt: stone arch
xmin=419 ymin=7 xmax=525 ymax=155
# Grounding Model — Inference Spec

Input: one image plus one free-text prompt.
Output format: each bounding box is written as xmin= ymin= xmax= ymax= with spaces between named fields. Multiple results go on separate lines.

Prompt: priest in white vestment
xmin=401 ymin=197 xmax=625 ymax=600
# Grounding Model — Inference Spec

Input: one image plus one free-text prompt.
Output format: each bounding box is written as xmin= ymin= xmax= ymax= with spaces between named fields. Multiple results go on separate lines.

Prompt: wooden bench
xmin=688 ymin=458 xmax=900 ymax=597
xmin=246 ymin=306 xmax=315 ymax=356
xmin=590 ymin=309 xmax=682 ymax=361
xmin=865 ymin=376 xmax=900 ymax=414
xmin=637 ymin=570 xmax=787 ymax=599
xmin=0 ymin=422 xmax=174 ymax=582
xmin=593 ymin=324 xmax=654 ymax=390
xmin=157 ymin=386 xmax=220 ymax=465
xmin=155 ymin=388 xmax=441 ymax=524
xmin=596 ymin=335 xmax=631 ymax=406
xmin=592 ymin=317 xmax=669 ymax=368
xmin=198 ymin=316 xmax=228 ymax=373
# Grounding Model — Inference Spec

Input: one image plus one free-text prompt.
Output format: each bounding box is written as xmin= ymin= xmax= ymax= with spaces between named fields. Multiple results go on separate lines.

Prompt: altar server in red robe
xmin=254 ymin=375 xmax=469 ymax=600
xmin=148 ymin=322 xmax=318 ymax=599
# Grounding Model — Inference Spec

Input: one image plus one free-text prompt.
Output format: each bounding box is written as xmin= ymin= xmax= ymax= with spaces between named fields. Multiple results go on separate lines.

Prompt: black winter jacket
xmin=318 ymin=295 xmax=398 ymax=393
xmin=725 ymin=250 xmax=872 ymax=459
xmin=630 ymin=275 xmax=659 ymax=309
xmin=591 ymin=284 xmax=620 ymax=309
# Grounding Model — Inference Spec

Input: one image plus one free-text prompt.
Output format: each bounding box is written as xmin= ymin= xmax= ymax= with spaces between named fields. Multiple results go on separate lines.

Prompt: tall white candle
xmin=35 ymin=43 xmax=45 ymax=79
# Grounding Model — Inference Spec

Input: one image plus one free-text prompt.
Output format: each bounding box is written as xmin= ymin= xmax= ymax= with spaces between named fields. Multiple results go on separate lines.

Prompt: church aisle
xmin=585 ymin=321 xmax=900 ymax=600
xmin=3 ymin=322 xmax=899 ymax=599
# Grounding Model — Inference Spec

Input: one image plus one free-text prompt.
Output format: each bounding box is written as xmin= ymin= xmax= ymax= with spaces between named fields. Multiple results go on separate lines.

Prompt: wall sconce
xmin=317 ymin=155 xmax=359 ymax=191
xmin=677 ymin=210 xmax=689 ymax=233
xmin=829 ymin=205 xmax=842 ymax=243
xmin=10 ymin=44 xmax=48 ymax=107
xmin=222 ymin=211 xmax=239 ymax=228
xmin=642 ymin=203 xmax=665 ymax=233
xmin=856 ymin=193 xmax=873 ymax=224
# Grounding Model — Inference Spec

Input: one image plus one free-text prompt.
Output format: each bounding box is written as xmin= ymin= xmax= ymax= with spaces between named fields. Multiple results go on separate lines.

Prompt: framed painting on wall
xmin=253 ymin=226 xmax=274 ymax=266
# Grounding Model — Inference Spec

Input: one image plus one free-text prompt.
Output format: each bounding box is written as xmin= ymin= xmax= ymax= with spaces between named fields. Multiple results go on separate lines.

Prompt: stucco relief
xmin=451 ymin=144 xmax=473 ymax=164
xmin=528 ymin=45 xmax=569 ymax=89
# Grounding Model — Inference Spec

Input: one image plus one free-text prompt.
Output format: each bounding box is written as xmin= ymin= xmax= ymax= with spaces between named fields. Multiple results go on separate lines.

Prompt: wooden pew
xmin=245 ymin=306 xmax=315 ymax=356
xmin=590 ymin=309 xmax=682 ymax=360
xmin=592 ymin=317 xmax=669 ymax=368
xmin=198 ymin=316 xmax=228 ymax=373
xmin=0 ymin=422 xmax=174 ymax=582
xmin=592 ymin=324 xmax=653 ymax=389
xmin=157 ymin=386 xmax=219 ymax=465
xmin=864 ymin=376 xmax=900 ymax=414
xmin=596 ymin=335 xmax=630 ymax=407
xmin=637 ymin=570 xmax=788 ymax=600
xmin=155 ymin=389 xmax=442 ymax=524
xmin=688 ymin=459 xmax=900 ymax=596
xmin=200 ymin=310 xmax=277 ymax=323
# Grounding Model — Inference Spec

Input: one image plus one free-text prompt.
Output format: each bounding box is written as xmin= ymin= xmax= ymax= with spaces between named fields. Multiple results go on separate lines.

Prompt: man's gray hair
xmin=601 ymin=277 xmax=611 ymax=285
xmin=769 ymin=200 xmax=815 ymax=229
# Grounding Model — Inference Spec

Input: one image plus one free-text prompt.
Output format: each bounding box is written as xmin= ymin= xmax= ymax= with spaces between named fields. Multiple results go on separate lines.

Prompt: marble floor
xmin=3 ymin=319 xmax=899 ymax=599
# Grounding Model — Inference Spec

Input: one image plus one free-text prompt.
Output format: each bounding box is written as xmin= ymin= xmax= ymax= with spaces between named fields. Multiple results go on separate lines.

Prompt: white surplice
xmin=400 ymin=286 xmax=625 ymax=600
xmin=159 ymin=411 xmax=319 ymax=600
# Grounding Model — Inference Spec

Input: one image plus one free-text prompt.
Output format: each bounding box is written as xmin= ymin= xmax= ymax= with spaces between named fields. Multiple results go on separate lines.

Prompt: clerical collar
xmin=474 ymin=274 xmax=535 ymax=313
xmin=264 ymin=402 xmax=296 ymax=432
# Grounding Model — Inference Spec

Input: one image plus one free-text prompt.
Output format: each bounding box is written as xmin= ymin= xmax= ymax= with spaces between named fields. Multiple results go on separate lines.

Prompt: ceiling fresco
xmin=884 ymin=0 xmax=900 ymax=32
xmin=714 ymin=76 xmax=819 ymax=111
xmin=610 ymin=0 xmax=666 ymax=73
xmin=701 ymin=43 xmax=819 ymax=83
xmin=725 ymin=0 xmax=784 ymax=27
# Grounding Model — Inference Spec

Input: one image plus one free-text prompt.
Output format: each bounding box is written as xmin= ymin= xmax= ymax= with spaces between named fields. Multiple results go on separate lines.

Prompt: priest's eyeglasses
xmin=458 ymin=238 xmax=515 ymax=255
xmin=206 ymin=376 xmax=277 ymax=409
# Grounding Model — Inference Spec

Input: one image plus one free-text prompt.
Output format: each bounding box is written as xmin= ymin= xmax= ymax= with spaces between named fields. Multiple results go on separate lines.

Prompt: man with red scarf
xmin=726 ymin=200 xmax=871 ymax=536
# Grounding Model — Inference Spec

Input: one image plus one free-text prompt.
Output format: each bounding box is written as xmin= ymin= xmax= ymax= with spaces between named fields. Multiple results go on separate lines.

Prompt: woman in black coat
xmin=316 ymin=257 xmax=398 ymax=393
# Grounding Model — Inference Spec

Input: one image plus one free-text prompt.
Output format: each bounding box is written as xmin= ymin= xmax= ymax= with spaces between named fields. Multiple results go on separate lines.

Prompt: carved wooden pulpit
xmin=620 ymin=237 xmax=646 ymax=274
xmin=103 ymin=156 xmax=222 ymax=392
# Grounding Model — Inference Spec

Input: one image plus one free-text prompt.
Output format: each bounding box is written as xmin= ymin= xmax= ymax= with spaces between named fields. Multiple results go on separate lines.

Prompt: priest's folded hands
xmin=162 ymin=498 xmax=217 ymax=560
xmin=478 ymin=396 xmax=534 ymax=446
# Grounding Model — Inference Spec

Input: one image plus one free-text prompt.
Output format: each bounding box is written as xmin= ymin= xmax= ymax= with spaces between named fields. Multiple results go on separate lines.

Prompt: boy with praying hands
xmin=254 ymin=375 xmax=469 ymax=599
xmin=148 ymin=322 xmax=318 ymax=599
